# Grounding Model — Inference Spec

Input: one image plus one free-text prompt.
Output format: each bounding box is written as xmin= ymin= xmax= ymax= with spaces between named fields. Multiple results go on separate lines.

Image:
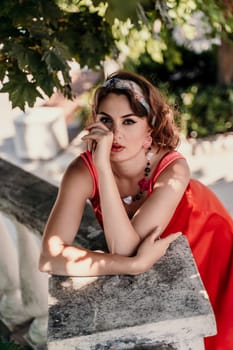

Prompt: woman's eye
xmin=123 ymin=119 xmax=136 ymax=125
xmin=99 ymin=116 xmax=112 ymax=124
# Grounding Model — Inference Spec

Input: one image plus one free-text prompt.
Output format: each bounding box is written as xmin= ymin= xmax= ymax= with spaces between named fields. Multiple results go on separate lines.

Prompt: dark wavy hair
xmin=91 ymin=70 xmax=180 ymax=150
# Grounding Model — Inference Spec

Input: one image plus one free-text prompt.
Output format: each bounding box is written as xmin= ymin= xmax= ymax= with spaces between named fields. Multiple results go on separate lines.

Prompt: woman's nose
xmin=112 ymin=124 xmax=122 ymax=137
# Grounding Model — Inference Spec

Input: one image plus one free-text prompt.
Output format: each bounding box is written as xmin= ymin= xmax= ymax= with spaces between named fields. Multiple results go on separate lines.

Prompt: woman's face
xmin=96 ymin=93 xmax=151 ymax=162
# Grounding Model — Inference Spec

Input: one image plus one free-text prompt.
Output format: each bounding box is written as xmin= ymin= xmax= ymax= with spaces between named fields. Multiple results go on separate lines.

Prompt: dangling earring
xmin=146 ymin=146 xmax=154 ymax=161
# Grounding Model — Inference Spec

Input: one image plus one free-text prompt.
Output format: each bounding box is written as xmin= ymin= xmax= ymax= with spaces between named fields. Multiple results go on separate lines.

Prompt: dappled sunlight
xmin=49 ymin=294 xmax=59 ymax=306
xmin=167 ymin=177 xmax=183 ymax=192
xmin=64 ymin=249 xmax=106 ymax=277
xmin=70 ymin=276 xmax=99 ymax=290
xmin=62 ymin=245 xmax=88 ymax=260
xmin=48 ymin=236 xmax=65 ymax=256
xmin=59 ymin=275 xmax=99 ymax=290
xmin=46 ymin=237 xmax=107 ymax=277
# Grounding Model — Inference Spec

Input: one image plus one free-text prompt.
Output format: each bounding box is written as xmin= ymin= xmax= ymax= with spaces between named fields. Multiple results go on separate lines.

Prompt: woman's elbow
xmin=38 ymin=252 xmax=52 ymax=273
xmin=39 ymin=235 xmax=65 ymax=272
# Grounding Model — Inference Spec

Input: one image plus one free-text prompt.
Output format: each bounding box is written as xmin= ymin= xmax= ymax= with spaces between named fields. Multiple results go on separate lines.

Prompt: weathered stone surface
xmin=47 ymin=236 xmax=216 ymax=350
xmin=0 ymin=158 xmax=105 ymax=249
xmin=0 ymin=158 xmax=57 ymax=235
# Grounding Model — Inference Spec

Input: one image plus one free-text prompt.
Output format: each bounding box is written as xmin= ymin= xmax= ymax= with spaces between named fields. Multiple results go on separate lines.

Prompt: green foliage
xmin=106 ymin=0 xmax=233 ymax=77
xmin=0 ymin=0 xmax=114 ymax=110
xmin=0 ymin=340 xmax=30 ymax=350
xmin=92 ymin=0 xmax=151 ymax=24
xmin=156 ymin=83 xmax=233 ymax=138
xmin=179 ymin=85 xmax=233 ymax=137
xmin=135 ymin=48 xmax=233 ymax=137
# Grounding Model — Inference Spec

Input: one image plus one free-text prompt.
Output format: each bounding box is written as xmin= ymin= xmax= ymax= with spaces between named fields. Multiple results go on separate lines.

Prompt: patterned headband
xmin=102 ymin=77 xmax=150 ymax=114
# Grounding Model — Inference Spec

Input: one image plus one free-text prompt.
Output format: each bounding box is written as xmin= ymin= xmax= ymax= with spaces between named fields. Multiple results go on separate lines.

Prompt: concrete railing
xmin=0 ymin=158 xmax=217 ymax=350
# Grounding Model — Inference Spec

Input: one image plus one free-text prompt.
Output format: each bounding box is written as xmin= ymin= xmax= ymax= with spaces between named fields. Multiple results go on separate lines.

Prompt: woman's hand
xmin=135 ymin=230 xmax=182 ymax=274
xmin=82 ymin=122 xmax=113 ymax=169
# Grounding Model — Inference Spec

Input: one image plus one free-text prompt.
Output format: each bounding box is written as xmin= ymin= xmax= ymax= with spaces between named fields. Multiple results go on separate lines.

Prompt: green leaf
xmin=42 ymin=48 xmax=69 ymax=73
xmin=9 ymin=44 xmax=41 ymax=73
xmin=0 ymin=63 xmax=6 ymax=81
xmin=1 ymin=73 xmax=42 ymax=110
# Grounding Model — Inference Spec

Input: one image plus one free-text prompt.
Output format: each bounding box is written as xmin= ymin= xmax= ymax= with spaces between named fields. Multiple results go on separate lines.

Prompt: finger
xmin=162 ymin=232 xmax=182 ymax=245
xmin=81 ymin=136 xmax=96 ymax=153
xmin=81 ymin=134 xmax=104 ymax=142
xmin=86 ymin=122 xmax=110 ymax=132
xmin=82 ymin=130 xmax=106 ymax=139
xmin=87 ymin=140 xmax=94 ymax=152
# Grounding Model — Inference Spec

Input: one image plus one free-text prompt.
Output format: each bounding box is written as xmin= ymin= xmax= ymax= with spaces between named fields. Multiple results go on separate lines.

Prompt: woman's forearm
xmin=39 ymin=244 xmax=141 ymax=277
xmin=39 ymin=231 xmax=181 ymax=277
xmin=98 ymin=166 xmax=141 ymax=255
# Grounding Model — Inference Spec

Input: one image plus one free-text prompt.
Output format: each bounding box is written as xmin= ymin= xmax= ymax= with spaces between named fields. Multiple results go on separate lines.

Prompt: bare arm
xmin=97 ymin=158 xmax=190 ymax=256
xmin=82 ymin=122 xmax=190 ymax=257
xmin=39 ymin=155 xmax=181 ymax=276
xmin=82 ymin=123 xmax=142 ymax=255
xmin=131 ymin=158 xmax=191 ymax=239
xmin=97 ymin=164 xmax=141 ymax=255
xmin=39 ymin=227 xmax=181 ymax=277
xmin=39 ymin=239 xmax=139 ymax=276
xmin=39 ymin=155 xmax=142 ymax=276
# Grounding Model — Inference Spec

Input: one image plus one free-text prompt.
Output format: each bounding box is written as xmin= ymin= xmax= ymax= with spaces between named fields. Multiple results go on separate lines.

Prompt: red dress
xmin=80 ymin=150 xmax=233 ymax=350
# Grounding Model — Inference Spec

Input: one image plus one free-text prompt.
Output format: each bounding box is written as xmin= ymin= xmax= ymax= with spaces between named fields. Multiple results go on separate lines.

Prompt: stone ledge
xmin=0 ymin=158 xmax=102 ymax=246
xmin=0 ymin=158 xmax=57 ymax=235
xmin=48 ymin=237 xmax=216 ymax=350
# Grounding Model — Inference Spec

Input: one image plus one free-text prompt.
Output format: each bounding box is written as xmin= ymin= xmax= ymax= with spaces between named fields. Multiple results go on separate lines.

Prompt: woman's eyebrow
xmin=97 ymin=111 xmax=136 ymax=118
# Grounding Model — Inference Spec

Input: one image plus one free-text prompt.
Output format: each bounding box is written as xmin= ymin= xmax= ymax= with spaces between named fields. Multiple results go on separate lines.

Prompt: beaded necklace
xmin=122 ymin=148 xmax=154 ymax=205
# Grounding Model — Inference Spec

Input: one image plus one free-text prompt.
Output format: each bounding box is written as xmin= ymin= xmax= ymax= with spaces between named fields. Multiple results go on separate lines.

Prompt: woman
xmin=39 ymin=71 xmax=233 ymax=350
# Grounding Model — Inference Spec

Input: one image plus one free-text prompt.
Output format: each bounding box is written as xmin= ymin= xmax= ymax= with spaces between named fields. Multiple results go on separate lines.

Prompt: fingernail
xmin=175 ymin=232 xmax=182 ymax=237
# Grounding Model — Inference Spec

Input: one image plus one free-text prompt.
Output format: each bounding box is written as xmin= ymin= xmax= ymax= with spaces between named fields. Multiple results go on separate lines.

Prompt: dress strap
xmin=149 ymin=151 xmax=185 ymax=192
xmin=80 ymin=151 xmax=98 ymax=199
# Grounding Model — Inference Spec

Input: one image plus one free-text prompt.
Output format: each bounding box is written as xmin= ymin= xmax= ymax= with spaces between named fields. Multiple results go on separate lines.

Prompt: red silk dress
xmin=80 ymin=150 xmax=233 ymax=350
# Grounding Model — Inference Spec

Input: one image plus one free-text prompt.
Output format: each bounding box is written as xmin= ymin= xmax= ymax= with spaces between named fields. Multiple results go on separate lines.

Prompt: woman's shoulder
xmin=153 ymin=150 xmax=189 ymax=176
xmin=153 ymin=151 xmax=190 ymax=182
xmin=62 ymin=154 xmax=91 ymax=183
xmin=161 ymin=150 xmax=186 ymax=163
xmin=65 ymin=152 xmax=91 ymax=177
xmin=164 ymin=150 xmax=190 ymax=174
xmin=60 ymin=152 xmax=94 ymax=197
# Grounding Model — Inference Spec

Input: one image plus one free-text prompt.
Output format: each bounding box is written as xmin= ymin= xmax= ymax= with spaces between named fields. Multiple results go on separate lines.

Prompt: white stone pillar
xmin=14 ymin=221 xmax=48 ymax=346
xmin=0 ymin=213 xmax=19 ymax=296
xmin=0 ymin=213 xmax=30 ymax=327
xmin=0 ymin=214 xmax=48 ymax=345
xmin=14 ymin=221 xmax=48 ymax=318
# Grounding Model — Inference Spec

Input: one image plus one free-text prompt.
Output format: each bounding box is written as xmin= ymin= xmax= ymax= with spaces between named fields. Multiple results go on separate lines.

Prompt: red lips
xmin=111 ymin=143 xmax=125 ymax=152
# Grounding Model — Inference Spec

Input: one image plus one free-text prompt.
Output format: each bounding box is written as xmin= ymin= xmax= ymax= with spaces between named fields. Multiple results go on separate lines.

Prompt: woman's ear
xmin=143 ymin=134 xmax=153 ymax=149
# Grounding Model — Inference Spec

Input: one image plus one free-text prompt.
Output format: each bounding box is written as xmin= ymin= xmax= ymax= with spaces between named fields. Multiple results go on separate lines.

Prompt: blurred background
xmin=1 ymin=0 xmax=233 ymax=206
xmin=0 ymin=1 xmax=233 ymax=349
